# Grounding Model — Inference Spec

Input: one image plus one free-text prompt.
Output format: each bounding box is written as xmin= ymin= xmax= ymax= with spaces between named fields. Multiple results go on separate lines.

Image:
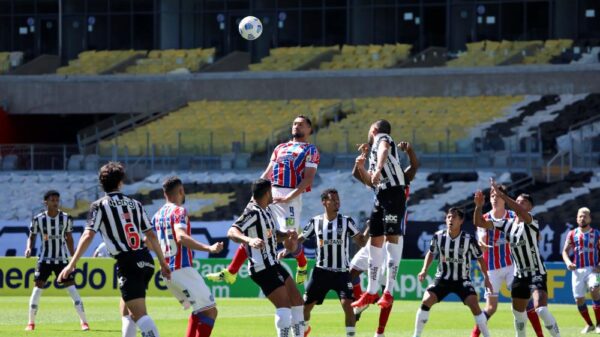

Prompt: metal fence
xmin=0 ymin=144 xmax=79 ymax=171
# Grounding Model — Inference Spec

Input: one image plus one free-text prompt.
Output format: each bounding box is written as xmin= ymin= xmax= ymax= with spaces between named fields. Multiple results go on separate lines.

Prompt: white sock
xmin=291 ymin=305 xmax=304 ymax=337
xmin=414 ymin=308 xmax=430 ymax=337
xmin=512 ymin=309 xmax=527 ymax=337
xmin=28 ymin=287 xmax=43 ymax=324
xmin=384 ymin=239 xmax=403 ymax=293
xmin=475 ymin=313 xmax=490 ymax=337
xmin=122 ymin=315 xmax=137 ymax=337
xmin=367 ymin=245 xmax=384 ymax=294
xmin=66 ymin=285 xmax=87 ymax=323
xmin=535 ymin=306 xmax=560 ymax=337
xmin=346 ymin=326 xmax=356 ymax=336
xmin=136 ymin=315 xmax=159 ymax=337
xmin=275 ymin=307 xmax=292 ymax=337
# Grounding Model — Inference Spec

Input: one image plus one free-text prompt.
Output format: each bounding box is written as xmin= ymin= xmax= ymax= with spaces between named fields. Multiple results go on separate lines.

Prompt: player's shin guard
xmin=474 ymin=313 xmax=490 ymax=337
xmin=194 ymin=311 xmax=215 ymax=337
xmin=66 ymin=285 xmax=87 ymax=323
xmin=535 ymin=306 xmax=560 ymax=337
xmin=413 ymin=305 xmax=430 ymax=337
xmin=136 ymin=315 xmax=160 ymax=337
xmin=527 ymin=301 xmax=544 ymax=337
xmin=593 ymin=300 xmax=600 ymax=325
xmin=28 ymin=287 xmax=43 ymax=324
xmin=578 ymin=304 xmax=594 ymax=326
xmin=122 ymin=315 xmax=137 ymax=337
xmin=384 ymin=239 xmax=403 ymax=293
xmin=345 ymin=326 xmax=356 ymax=337
xmin=377 ymin=304 xmax=392 ymax=334
xmin=367 ymin=245 xmax=384 ymax=294
xmin=512 ymin=309 xmax=527 ymax=337
xmin=291 ymin=305 xmax=305 ymax=337
xmin=228 ymin=244 xmax=248 ymax=274
xmin=275 ymin=308 xmax=292 ymax=337
xmin=293 ymin=246 xmax=307 ymax=268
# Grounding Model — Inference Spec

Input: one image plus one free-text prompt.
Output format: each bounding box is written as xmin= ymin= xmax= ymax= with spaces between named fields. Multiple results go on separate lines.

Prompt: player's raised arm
xmin=352 ymin=146 xmax=372 ymax=187
xmin=473 ymin=190 xmax=494 ymax=230
xmin=490 ymin=179 xmax=533 ymax=224
xmin=399 ymin=141 xmax=419 ymax=182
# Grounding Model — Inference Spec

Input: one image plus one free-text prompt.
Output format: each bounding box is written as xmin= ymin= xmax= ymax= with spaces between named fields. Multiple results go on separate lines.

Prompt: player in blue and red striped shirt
xmin=153 ymin=176 xmax=223 ymax=337
xmin=472 ymin=185 xmax=544 ymax=337
xmin=562 ymin=207 xmax=600 ymax=334
xmin=208 ymin=115 xmax=320 ymax=285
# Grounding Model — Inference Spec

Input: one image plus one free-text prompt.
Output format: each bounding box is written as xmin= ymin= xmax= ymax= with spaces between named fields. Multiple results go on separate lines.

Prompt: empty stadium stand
xmin=0 ymin=51 xmax=23 ymax=74
xmin=319 ymin=44 xmax=412 ymax=70
xmin=125 ymin=48 xmax=216 ymax=74
xmin=447 ymin=40 xmax=543 ymax=67
xmin=521 ymin=39 xmax=574 ymax=65
xmin=248 ymin=46 xmax=338 ymax=71
xmin=56 ymin=50 xmax=147 ymax=75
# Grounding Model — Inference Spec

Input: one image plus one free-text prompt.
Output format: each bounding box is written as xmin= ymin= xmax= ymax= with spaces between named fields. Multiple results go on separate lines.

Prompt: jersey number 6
xmin=124 ymin=223 xmax=141 ymax=249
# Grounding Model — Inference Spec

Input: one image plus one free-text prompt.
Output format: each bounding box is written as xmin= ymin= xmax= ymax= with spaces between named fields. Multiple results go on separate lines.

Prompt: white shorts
xmin=166 ymin=267 xmax=215 ymax=312
xmin=572 ymin=267 xmax=600 ymax=299
xmin=349 ymin=242 xmax=388 ymax=286
xmin=270 ymin=186 xmax=303 ymax=232
xmin=487 ymin=265 xmax=515 ymax=297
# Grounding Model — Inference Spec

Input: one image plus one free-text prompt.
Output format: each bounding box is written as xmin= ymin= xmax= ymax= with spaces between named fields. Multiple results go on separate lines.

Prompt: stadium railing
xmin=0 ymin=144 xmax=78 ymax=171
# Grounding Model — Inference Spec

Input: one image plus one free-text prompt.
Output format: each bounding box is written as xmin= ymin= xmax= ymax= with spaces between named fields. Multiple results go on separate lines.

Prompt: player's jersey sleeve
xmin=346 ymin=217 xmax=360 ymax=237
xmin=233 ymin=210 xmax=258 ymax=232
xmin=305 ymin=145 xmax=320 ymax=168
xmin=173 ymin=207 xmax=188 ymax=230
xmin=469 ymin=235 xmax=483 ymax=259
xmin=138 ymin=201 xmax=153 ymax=232
xmin=65 ymin=215 xmax=74 ymax=233
xmin=525 ymin=215 xmax=539 ymax=230
xmin=29 ymin=217 xmax=39 ymax=235
xmin=429 ymin=233 xmax=439 ymax=255
xmin=302 ymin=218 xmax=315 ymax=239
xmin=85 ymin=201 xmax=103 ymax=232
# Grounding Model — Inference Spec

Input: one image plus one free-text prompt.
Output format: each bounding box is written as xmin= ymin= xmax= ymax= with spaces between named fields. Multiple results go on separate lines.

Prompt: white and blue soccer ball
xmin=238 ymin=16 xmax=263 ymax=41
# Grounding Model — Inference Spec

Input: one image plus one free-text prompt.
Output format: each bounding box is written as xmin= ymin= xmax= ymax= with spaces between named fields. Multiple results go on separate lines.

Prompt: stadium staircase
xmin=396 ymin=47 xmax=447 ymax=68
xmin=9 ymin=55 xmax=60 ymax=75
xmin=249 ymin=46 xmax=338 ymax=71
xmin=202 ymin=51 xmax=250 ymax=72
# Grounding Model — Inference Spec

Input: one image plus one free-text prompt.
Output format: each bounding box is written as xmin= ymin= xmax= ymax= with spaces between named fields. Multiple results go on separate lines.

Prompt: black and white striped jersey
xmin=30 ymin=211 xmax=73 ymax=264
xmin=368 ymin=133 xmax=406 ymax=191
xmin=429 ymin=230 xmax=482 ymax=281
xmin=302 ymin=213 xmax=360 ymax=272
xmin=86 ymin=192 xmax=152 ymax=257
xmin=232 ymin=201 xmax=280 ymax=274
xmin=491 ymin=215 xmax=546 ymax=277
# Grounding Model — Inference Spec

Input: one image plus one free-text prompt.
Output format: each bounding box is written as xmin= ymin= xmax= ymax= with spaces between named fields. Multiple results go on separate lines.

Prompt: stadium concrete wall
xmin=1 ymin=64 xmax=600 ymax=115
xmin=0 ymin=258 xmax=576 ymax=304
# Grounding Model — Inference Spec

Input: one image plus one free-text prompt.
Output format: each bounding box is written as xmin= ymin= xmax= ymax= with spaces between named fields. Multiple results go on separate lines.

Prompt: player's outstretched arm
xmin=228 ymin=226 xmax=264 ymax=249
xmin=175 ymin=227 xmax=224 ymax=254
xmin=490 ymin=179 xmax=533 ymax=224
xmin=476 ymin=257 xmax=493 ymax=294
xmin=562 ymin=235 xmax=576 ymax=270
xmin=418 ymin=251 xmax=434 ymax=282
xmin=58 ymin=229 xmax=96 ymax=282
xmin=473 ymin=191 xmax=493 ymax=230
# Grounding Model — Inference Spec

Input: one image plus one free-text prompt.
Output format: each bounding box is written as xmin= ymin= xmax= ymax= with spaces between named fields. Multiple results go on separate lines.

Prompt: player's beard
xmin=292 ymin=131 xmax=304 ymax=140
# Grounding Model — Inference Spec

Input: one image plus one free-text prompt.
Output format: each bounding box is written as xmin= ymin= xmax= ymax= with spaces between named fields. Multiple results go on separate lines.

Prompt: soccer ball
xmin=238 ymin=16 xmax=262 ymax=41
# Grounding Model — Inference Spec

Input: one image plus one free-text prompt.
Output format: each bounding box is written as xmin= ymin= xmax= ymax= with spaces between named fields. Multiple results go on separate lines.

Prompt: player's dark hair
xmin=374 ymin=119 xmax=391 ymax=134
xmin=447 ymin=207 xmax=465 ymax=219
xmin=98 ymin=161 xmax=125 ymax=192
xmin=252 ymin=178 xmax=272 ymax=200
xmin=296 ymin=115 xmax=312 ymax=128
xmin=497 ymin=184 xmax=507 ymax=194
xmin=162 ymin=176 xmax=183 ymax=195
xmin=320 ymin=188 xmax=338 ymax=201
xmin=43 ymin=190 xmax=60 ymax=201
xmin=518 ymin=193 xmax=534 ymax=206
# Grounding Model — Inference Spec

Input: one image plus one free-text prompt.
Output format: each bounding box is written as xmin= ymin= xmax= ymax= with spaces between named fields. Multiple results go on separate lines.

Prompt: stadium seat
xmin=56 ymin=50 xmax=147 ymax=75
xmin=124 ymin=48 xmax=215 ymax=74
xmin=320 ymin=44 xmax=411 ymax=70
xmin=249 ymin=46 xmax=338 ymax=71
xmin=447 ymin=40 xmax=543 ymax=67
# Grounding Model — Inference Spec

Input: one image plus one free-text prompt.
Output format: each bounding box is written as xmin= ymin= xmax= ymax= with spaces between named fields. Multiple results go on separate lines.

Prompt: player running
xmin=413 ymin=208 xmax=492 ymax=337
xmin=562 ymin=207 xmax=600 ymax=334
xmin=227 ymin=179 xmax=305 ymax=337
xmin=208 ymin=115 xmax=319 ymax=285
xmin=24 ymin=190 xmax=89 ymax=331
xmin=152 ymin=176 xmax=224 ymax=337
xmin=474 ymin=180 xmax=561 ymax=337
xmin=471 ymin=184 xmax=545 ymax=337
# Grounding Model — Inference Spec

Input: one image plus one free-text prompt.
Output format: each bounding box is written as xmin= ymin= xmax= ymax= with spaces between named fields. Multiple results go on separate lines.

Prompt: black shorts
xmin=115 ymin=248 xmax=155 ymax=302
xmin=304 ymin=267 xmax=354 ymax=305
xmin=250 ymin=264 xmax=290 ymax=297
xmin=370 ymin=185 xmax=407 ymax=237
xmin=511 ymin=274 xmax=548 ymax=299
xmin=427 ymin=278 xmax=477 ymax=303
xmin=34 ymin=261 xmax=73 ymax=283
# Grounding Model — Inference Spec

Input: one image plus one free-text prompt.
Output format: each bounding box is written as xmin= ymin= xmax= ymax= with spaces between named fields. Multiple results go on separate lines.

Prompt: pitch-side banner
xmin=0 ymin=258 xmax=576 ymax=303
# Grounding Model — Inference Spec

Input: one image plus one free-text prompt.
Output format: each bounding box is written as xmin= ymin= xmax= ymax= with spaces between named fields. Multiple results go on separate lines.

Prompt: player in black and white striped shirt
xmin=287 ymin=188 xmax=367 ymax=337
xmin=352 ymin=120 xmax=408 ymax=310
xmin=58 ymin=162 xmax=170 ymax=337
xmin=474 ymin=180 xmax=561 ymax=337
xmin=24 ymin=190 xmax=88 ymax=331
xmin=228 ymin=179 xmax=304 ymax=337
xmin=413 ymin=208 xmax=492 ymax=337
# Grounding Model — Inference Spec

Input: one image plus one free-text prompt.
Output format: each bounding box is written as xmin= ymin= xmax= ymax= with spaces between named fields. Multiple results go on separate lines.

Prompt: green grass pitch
xmin=0 ymin=296 xmax=585 ymax=336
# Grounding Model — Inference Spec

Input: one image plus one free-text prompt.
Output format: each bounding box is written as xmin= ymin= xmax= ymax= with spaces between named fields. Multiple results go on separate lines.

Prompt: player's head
xmin=43 ymin=190 xmax=60 ymax=211
xmin=490 ymin=184 xmax=507 ymax=210
xmin=98 ymin=161 xmax=125 ymax=193
xmin=252 ymin=178 xmax=272 ymax=204
xmin=515 ymin=193 xmax=534 ymax=212
xmin=445 ymin=207 xmax=465 ymax=229
xmin=577 ymin=207 xmax=592 ymax=228
xmin=162 ymin=176 xmax=185 ymax=205
xmin=292 ymin=115 xmax=313 ymax=140
xmin=320 ymin=188 xmax=340 ymax=213
xmin=368 ymin=119 xmax=391 ymax=145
